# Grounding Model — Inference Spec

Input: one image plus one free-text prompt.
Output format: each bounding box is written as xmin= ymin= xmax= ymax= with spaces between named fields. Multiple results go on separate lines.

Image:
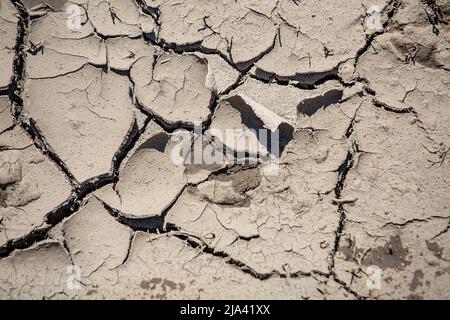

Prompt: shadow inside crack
xmin=297 ymin=89 xmax=343 ymax=117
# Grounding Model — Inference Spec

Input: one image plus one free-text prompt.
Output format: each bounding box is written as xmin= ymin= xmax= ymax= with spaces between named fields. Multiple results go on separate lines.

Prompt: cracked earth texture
xmin=0 ymin=0 xmax=449 ymax=300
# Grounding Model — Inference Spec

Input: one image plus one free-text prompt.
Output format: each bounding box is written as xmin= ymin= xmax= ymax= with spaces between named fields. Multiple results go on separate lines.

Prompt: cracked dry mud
xmin=0 ymin=0 xmax=449 ymax=300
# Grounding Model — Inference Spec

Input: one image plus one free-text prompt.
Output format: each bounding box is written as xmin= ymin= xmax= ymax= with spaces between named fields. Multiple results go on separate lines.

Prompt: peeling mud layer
xmin=0 ymin=0 xmax=449 ymax=300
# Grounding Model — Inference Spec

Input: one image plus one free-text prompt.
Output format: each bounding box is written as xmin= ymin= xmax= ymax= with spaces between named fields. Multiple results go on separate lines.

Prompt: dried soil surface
xmin=0 ymin=0 xmax=449 ymax=299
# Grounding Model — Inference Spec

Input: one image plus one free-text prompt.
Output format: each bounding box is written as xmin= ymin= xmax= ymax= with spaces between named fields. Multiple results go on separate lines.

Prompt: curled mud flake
xmin=131 ymin=53 xmax=214 ymax=126
xmin=209 ymin=95 xmax=294 ymax=157
xmin=63 ymin=197 xmax=132 ymax=276
xmin=198 ymin=180 xmax=249 ymax=206
xmin=254 ymin=23 xmax=331 ymax=81
xmin=24 ymin=64 xmax=135 ymax=182
xmin=154 ymin=0 xmax=277 ymax=66
xmin=0 ymin=127 xmax=72 ymax=247
xmin=194 ymin=52 xmax=240 ymax=94
xmin=197 ymin=166 xmax=262 ymax=207
xmin=95 ymin=131 xmax=187 ymax=219
xmin=254 ymin=0 xmax=392 ymax=82
xmin=26 ymin=3 xmax=107 ymax=78
xmin=87 ymin=0 xmax=154 ymax=37
xmin=230 ymin=77 xmax=347 ymax=123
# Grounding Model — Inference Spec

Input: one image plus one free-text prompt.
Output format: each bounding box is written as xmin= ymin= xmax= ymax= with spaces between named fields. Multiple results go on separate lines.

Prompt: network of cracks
xmin=0 ymin=0 xmax=449 ymax=299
